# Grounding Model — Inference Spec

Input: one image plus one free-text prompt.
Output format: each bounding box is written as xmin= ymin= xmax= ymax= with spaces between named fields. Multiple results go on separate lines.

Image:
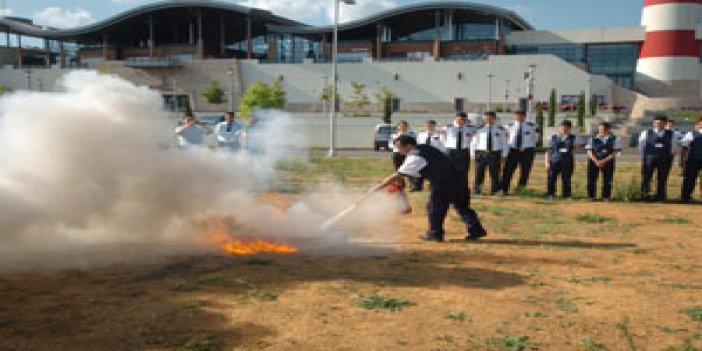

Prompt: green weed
xmin=616 ymin=316 xmax=637 ymax=351
xmin=576 ymin=337 xmax=611 ymax=351
xmin=660 ymin=215 xmax=692 ymax=225
xmin=446 ymin=311 xmax=472 ymax=322
xmin=484 ymin=335 xmax=539 ymax=351
xmin=685 ymin=306 xmax=702 ymax=321
xmin=576 ymin=214 xmax=616 ymax=223
xmin=555 ymin=297 xmax=578 ymax=313
xmin=356 ymin=295 xmax=410 ymax=312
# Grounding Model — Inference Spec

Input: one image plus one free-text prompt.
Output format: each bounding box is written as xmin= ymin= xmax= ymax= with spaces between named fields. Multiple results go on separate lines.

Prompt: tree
xmin=348 ymin=81 xmax=371 ymax=110
xmin=548 ymin=88 xmax=557 ymax=127
xmin=238 ymin=80 xmax=287 ymax=117
xmin=535 ymin=101 xmax=545 ymax=147
xmin=201 ymin=80 xmax=225 ymax=104
xmin=589 ymin=93 xmax=598 ymax=117
xmin=375 ymin=86 xmax=394 ymax=124
xmin=0 ymin=84 xmax=8 ymax=95
xmin=577 ymin=90 xmax=586 ymax=128
xmin=318 ymin=83 xmax=340 ymax=102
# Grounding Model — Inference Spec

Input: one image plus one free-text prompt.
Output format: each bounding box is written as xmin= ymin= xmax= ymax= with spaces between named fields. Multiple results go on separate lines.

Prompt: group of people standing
xmin=175 ymin=111 xmax=263 ymax=152
xmin=388 ymin=111 xmax=702 ymax=203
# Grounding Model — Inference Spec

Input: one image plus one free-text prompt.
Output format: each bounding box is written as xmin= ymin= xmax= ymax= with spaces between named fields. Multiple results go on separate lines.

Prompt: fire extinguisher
xmin=386 ymin=181 xmax=412 ymax=214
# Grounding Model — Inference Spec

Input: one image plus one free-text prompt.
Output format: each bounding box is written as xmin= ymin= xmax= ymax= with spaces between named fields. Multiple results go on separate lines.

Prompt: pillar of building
xmin=59 ymin=41 xmax=66 ymax=68
xmin=44 ymin=38 xmax=51 ymax=67
xmin=246 ymin=16 xmax=252 ymax=59
xmin=375 ymin=24 xmax=383 ymax=60
xmin=148 ymin=15 xmax=155 ymax=57
xmin=102 ymin=33 xmax=110 ymax=60
xmin=16 ymin=34 xmax=22 ymax=68
xmin=219 ymin=13 xmax=226 ymax=57
xmin=197 ymin=10 xmax=204 ymax=58
xmin=267 ymin=34 xmax=277 ymax=61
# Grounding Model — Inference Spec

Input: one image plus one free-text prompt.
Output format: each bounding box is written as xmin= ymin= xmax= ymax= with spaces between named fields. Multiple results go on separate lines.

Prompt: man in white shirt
xmin=414 ymin=120 xmax=445 ymax=191
xmin=501 ymin=110 xmax=539 ymax=195
xmin=215 ymin=111 xmax=243 ymax=150
xmin=372 ymin=135 xmax=487 ymax=242
xmin=470 ymin=111 xmax=509 ymax=195
xmin=638 ymin=115 xmax=679 ymax=201
xmin=442 ymin=112 xmax=476 ymax=184
xmin=175 ymin=114 xmax=212 ymax=148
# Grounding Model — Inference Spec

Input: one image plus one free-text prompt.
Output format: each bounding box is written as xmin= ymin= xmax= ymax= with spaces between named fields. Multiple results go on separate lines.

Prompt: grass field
xmin=0 ymin=152 xmax=701 ymax=351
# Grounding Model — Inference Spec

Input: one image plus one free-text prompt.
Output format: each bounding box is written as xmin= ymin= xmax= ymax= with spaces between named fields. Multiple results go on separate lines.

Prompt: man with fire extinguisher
xmin=372 ymin=135 xmax=487 ymax=242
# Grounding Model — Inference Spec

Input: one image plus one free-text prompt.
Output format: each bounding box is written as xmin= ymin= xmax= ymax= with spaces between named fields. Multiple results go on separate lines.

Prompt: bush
xmin=612 ymin=177 xmax=644 ymax=202
xmin=239 ymin=80 xmax=286 ymax=117
xmin=201 ymin=80 xmax=225 ymax=104
xmin=548 ymin=88 xmax=557 ymax=127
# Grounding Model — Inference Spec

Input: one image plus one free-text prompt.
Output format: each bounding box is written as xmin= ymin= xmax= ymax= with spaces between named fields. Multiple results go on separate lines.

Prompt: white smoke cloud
xmin=0 ymin=8 xmax=13 ymax=17
xmin=33 ymin=7 xmax=94 ymax=28
xmin=0 ymin=71 xmax=396 ymax=271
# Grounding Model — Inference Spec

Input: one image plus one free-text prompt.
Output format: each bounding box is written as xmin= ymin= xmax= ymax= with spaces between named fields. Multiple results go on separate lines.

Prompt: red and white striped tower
xmin=636 ymin=0 xmax=702 ymax=97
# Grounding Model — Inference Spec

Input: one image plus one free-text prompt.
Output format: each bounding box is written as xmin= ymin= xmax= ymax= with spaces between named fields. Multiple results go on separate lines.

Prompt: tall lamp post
xmin=226 ymin=67 xmax=235 ymax=113
xmin=486 ymin=73 xmax=494 ymax=111
xmin=329 ymin=0 xmax=356 ymax=157
xmin=25 ymin=69 xmax=31 ymax=91
xmin=504 ymin=79 xmax=511 ymax=111
xmin=525 ymin=64 xmax=536 ymax=122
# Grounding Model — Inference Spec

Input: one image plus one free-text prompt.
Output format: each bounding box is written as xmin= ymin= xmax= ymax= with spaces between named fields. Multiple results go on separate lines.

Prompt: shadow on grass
xmin=447 ymin=238 xmax=637 ymax=250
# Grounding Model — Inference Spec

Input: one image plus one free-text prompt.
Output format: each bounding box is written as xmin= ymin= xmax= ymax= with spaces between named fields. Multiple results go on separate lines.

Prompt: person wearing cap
xmin=441 ymin=112 xmax=476 ymax=185
xmin=585 ymin=122 xmax=622 ymax=201
xmin=415 ymin=119 xmax=446 ymax=191
xmin=680 ymin=116 xmax=702 ymax=203
xmin=501 ymin=109 xmax=540 ymax=195
xmin=545 ymin=120 xmax=576 ymax=199
xmin=215 ymin=111 xmax=243 ymax=150
xmin=372 ymin=134 xmax=487 ymax=242
xmin=470 ymin=111 xmax=509 ymax=195
xmin=638 ymin=115 xmax=679 ymax=201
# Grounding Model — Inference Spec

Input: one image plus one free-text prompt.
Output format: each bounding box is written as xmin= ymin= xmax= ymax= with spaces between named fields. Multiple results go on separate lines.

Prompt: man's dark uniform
xmin=641 ymin=129 xmax=675 ymax=201
xmin=400 ymin=144 xmax=486 ymax=241
xmin=547 ymin=134 xmax=576 ymax=198
xmin=587 ymin=135 xmax=618 ymax=200
xmin=682 ymin=130 xmax=702 ymax=202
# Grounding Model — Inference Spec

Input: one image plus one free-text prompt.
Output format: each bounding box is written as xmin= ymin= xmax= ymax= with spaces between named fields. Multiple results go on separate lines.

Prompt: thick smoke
xmin=0 ymin=71 xmax=396 ymax=271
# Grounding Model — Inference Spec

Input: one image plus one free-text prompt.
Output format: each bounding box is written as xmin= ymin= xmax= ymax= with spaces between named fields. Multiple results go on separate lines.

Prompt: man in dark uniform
xmin=638 ymin=115 xmax=678 ymax=201
xmin=501 ymin=110 xmax=539 ymax=195
xmin=585 ymin=122 xmax=622 ymax=201
xmin=372 ymin=135 xmax=487 ymax=242
xmin=680 ymin=116 xmax=702 ymax=202
xmin=545 ymin=120 xmax=576 ymax=199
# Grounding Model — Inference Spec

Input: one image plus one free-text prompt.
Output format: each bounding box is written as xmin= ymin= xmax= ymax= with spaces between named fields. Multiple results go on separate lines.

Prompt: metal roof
xmin=0 ymin=0 xmax=533 ymax=40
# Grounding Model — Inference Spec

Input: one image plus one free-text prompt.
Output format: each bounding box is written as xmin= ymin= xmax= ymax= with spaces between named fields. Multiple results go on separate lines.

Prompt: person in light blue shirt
xmin=215 ymin=111 xmax=243 ymax=150
xmin=175 ymin=114 xmax=212 ymax=147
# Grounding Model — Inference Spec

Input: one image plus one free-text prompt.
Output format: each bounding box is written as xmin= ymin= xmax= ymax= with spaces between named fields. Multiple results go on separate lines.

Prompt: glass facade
xmin=509 ymin=43 xmax=638 ymax=89
xmin=274 ymin=34 xmax=322 ymax=63
xmin=456 ymin=23 xmax=497 ymax=41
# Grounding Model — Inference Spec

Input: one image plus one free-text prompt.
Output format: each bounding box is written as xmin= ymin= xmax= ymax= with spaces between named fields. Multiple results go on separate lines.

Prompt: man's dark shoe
xmin=465 ymin=227 xmax=487 ymax=241
xmin=419 ymin=234 xmax=444 ymax=242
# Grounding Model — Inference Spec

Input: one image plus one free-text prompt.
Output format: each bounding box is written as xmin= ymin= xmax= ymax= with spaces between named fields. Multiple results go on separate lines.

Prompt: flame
xmin=200 ymin=217 xmax=298 ymax=255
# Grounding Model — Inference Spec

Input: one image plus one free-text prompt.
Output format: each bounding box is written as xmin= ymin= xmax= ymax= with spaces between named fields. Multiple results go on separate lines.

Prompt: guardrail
xmin=124 ymin=56 xmax=183 ymax=68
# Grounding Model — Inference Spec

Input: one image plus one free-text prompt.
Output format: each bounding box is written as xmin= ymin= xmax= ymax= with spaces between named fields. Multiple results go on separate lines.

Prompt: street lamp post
xmin=226 ymin=67 xmax=235 ymax=113
xmin=525 ymin=64 xmax=536 ymax=122
xmin=486 ymin=73 xmax=494 ymax=111
xmin=505 ymin=79 xmax=510 ymax=111
xmin=25 ymin=69 xmax=31 ymax=91
xmin=329 ymin=0 xmax=356 ymax=157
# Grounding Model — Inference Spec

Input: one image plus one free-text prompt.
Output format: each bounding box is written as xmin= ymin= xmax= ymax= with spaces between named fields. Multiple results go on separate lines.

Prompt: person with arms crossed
xmin=175 ymin=114 xmax=212 ymax=148
xmin=372 ymin=135 xmax=487 ymax=242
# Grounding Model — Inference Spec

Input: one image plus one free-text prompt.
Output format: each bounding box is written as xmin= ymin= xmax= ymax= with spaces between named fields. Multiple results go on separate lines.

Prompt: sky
xmin=1 ymin=0 xmax=643 ymax=30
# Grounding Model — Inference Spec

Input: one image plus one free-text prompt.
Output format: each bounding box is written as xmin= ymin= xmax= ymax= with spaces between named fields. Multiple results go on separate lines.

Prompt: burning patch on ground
xmin=200 ymin=217 xmax=298 ymax=255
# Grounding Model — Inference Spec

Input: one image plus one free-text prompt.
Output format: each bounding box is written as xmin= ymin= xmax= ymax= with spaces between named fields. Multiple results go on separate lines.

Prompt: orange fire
xmin=200 ymin=218 xmax=298 ymax=255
